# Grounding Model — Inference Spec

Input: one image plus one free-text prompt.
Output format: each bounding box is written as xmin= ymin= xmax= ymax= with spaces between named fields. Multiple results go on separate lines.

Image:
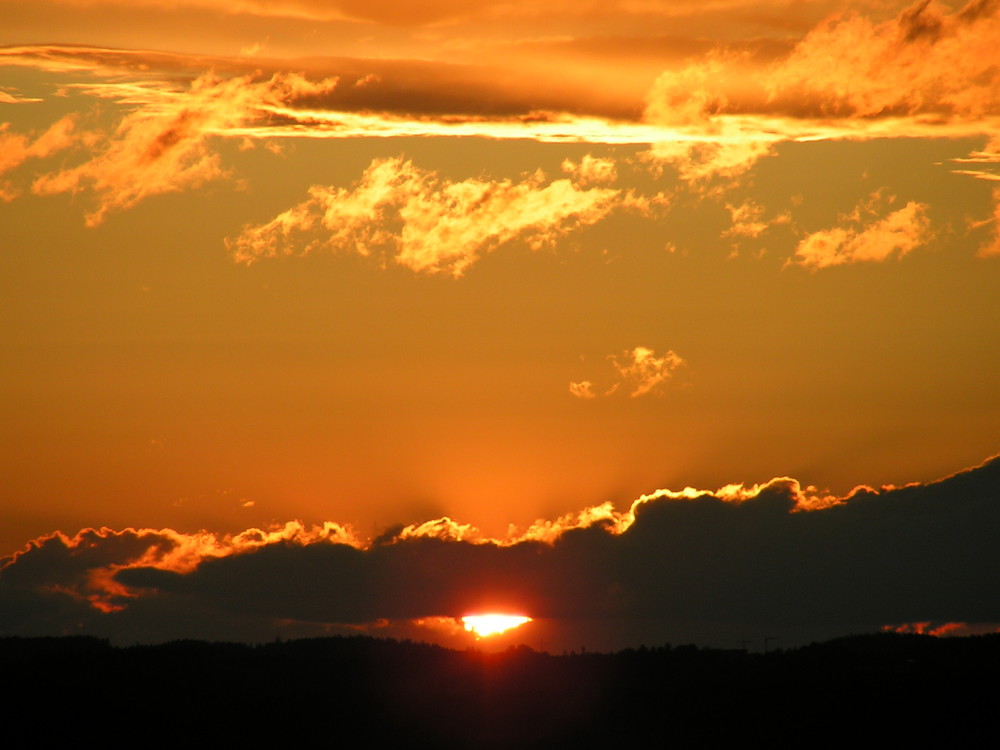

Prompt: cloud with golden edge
xmin=31 ymin=71 xmax=337 ymax=226
xmin=640 ymin=58 xmax=777 ymax=185
xmin=4 ymin=28 xmax=1000 ymax=201
xmin=4 ymin=455 xmax=1000 ymax=642
xmin=765 ymin=0 xmax=1000 ymax=118
xmin=228 ymin=156 xmax=636 ymax=276
xmin=721 ymin=199 xmax=787 ymax=239
xmin=571 ymin=346 xmax=685 ymax=399
xmin=0 ymin=89 xmax=42 ymax=104
xmin=561 ymin=154 xmax=617 ymax=184
xmin=0 ymin=115 xmax=81 ymax=200
xmin=0 ymin=521 xmax=359 ymax=613
xmin=975 ymin=189 xmax=1000 ymax=258
xmin=788 ymin=190 xmax=932 ymax=269
xmin=950 ymin=138 xmax=1000 ymax=258
xmin=635 ymin=0 xmax=1000 ymax=188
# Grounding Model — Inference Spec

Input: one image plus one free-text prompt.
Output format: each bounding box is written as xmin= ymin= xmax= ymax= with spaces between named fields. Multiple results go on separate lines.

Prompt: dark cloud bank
xmin=3 ymin=456 xmax=1000 ymax=650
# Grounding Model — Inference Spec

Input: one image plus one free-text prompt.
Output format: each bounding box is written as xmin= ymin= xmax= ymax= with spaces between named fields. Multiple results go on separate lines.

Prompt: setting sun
xmin=461 ymin=615 xmax=533 ymax=639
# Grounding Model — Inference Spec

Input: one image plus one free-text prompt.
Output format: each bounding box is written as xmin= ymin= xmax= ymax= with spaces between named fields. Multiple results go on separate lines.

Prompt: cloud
xmin=228 ymin=156 xmax=632 ymax=276
xmin=611 ymin=346 xmax=685 ymax=397
xmin=635 ymin=1 xmax=1000 ymax=186
xmin=29 ymin=70 xmax=336 ymax=225
xmin=0 ymin=0 xmax=845 ymax=29
xmin=788 ymin=190 xmax=931 ymax=269
xmin=2 ymin=7 xmax=997 ymax=225
xmin=4 ymin=33 xmax=998 ymax=185
xmin=765 ymin=0 xmax=1000 ymax=118
xmin=0 ymin=115 xmax=81 ymax=199
xmin=4 ymin=456 xmax=1000 ymax=648
xmin=640 ymin=57 xmax=778 ymax=183
xmin=976 ymin=188 xmax=1000 ymax=258
xmin=571 ymin=346 xmax=685 ymax=398
xmin=567 ymin=380 xmax=597 ymax=399
xmin=560 ymin=154 xmax=617 ymax=184
xmin=0 ymin=89 xmax=43 ymax=103
xmin=722 ymin=199 xmax=772 ymax=238
xmin=950 ymin=138 xmax=1000 ymax=257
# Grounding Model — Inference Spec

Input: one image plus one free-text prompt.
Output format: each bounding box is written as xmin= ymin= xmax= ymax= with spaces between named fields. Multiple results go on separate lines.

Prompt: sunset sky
xmin=2 ymin=0 xmax=999 ymax=650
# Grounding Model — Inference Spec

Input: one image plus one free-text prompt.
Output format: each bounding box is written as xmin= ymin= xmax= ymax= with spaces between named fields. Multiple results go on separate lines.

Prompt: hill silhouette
xmin=4 ymin=632 xmax=997 ymax=746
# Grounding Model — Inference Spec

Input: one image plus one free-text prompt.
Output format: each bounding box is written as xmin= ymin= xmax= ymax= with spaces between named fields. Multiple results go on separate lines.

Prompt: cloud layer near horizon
xmin=4 ymin=456 xmax=999 ymax=646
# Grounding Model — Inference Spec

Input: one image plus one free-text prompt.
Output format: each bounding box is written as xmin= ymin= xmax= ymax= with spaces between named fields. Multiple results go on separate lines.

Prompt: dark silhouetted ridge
xmin=4 ymin=632 xmax=998 ymax=747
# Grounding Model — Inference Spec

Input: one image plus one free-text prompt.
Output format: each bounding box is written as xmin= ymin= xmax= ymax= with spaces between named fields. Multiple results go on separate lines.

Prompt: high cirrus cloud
xmin=227 ymin=156 xmax=639 ymax=276
xmin=3 ymin=456 xmax=1000 ymax=647
xmin=788 ymin=190 xmax=931 ymax=270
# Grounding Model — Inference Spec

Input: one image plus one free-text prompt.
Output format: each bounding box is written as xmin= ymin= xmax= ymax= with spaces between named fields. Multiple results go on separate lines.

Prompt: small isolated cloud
xmin=722 ymin=199 xmax=769 ymax=238
xmin=228 ymin=156 xmax=633 ymax=276
xmin=788 ymin=190 xmax=931 ymax=270
xmin=571 ymin=345 xmax=685 ymax=399
xmin=560 ymin=154 xmax=617 ymax=184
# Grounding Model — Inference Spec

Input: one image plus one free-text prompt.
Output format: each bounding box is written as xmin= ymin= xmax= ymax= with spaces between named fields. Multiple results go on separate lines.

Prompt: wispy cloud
xmin=788 ymin=190 xmax=931 ymax=269
xmin=0 ymin=88 xmax=43 ymax=103
xmin=560 ymin=154 xmax=617 ymax=184
xmin=722 ymin=199 xmax=785 ymax=239
xmin=571 ymin=346 xmax=685 ymax=398
xmin=228 ymin=156 xmax=636 ymax=276
xmin=0 ymin=115 xmax=81 ymax=199
xmin=975 ymin=188 xmax=1000 ymax=258
xmin=1 ymin=3 xmax=997 ymax=233
xmin=30 ymin=71 xmax=337 ymax=226
xmin=948 ymin=137 xmax=1000 ymax=258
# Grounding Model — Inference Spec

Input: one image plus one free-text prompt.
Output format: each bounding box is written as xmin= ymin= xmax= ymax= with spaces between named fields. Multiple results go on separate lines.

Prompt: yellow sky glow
xmin=462 ymin=614 xmax=533 ymax=638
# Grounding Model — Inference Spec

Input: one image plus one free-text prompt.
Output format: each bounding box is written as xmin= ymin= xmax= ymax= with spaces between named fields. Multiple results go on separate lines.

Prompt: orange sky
xmin=1 ymin=0 xmax=999 ymax=649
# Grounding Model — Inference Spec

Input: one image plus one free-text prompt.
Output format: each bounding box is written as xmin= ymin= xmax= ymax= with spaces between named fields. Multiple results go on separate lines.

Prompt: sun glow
xmin=461 ymin=614 xmax=533 ymax=638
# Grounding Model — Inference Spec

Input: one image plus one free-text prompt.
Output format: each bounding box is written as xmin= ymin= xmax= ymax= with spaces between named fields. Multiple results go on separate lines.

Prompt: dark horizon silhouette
xmin=5 ymin=631 xmax=998 ymax=746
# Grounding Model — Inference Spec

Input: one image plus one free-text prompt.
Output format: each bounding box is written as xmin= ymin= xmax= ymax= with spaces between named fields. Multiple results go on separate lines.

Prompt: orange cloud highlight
xmin=789 ymin=191 xmax=931 ymax=269
xmin=228 ymin=156 xmax=630 ymax=276
xmin=0 ymin=115 xmax=81 ymax=199
xmin=766 ymin=0 xmax=1000 ymax=118
xmin=572 ymin=346 xmax=685 ymax=398
xmin=976 ymin=189 xmax=1000 ymax=258
xmin=31 ymin=71 xmax=336 ymax=225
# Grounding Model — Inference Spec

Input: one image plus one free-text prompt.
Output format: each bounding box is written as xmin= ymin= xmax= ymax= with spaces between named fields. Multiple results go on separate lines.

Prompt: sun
xmin=461 ymin=614 xmax=532 ymax=638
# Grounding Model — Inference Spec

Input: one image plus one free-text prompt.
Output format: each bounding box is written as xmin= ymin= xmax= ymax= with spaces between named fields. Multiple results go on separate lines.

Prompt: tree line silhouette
xmin=4 ymin=632 xmax=997 ymax=747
